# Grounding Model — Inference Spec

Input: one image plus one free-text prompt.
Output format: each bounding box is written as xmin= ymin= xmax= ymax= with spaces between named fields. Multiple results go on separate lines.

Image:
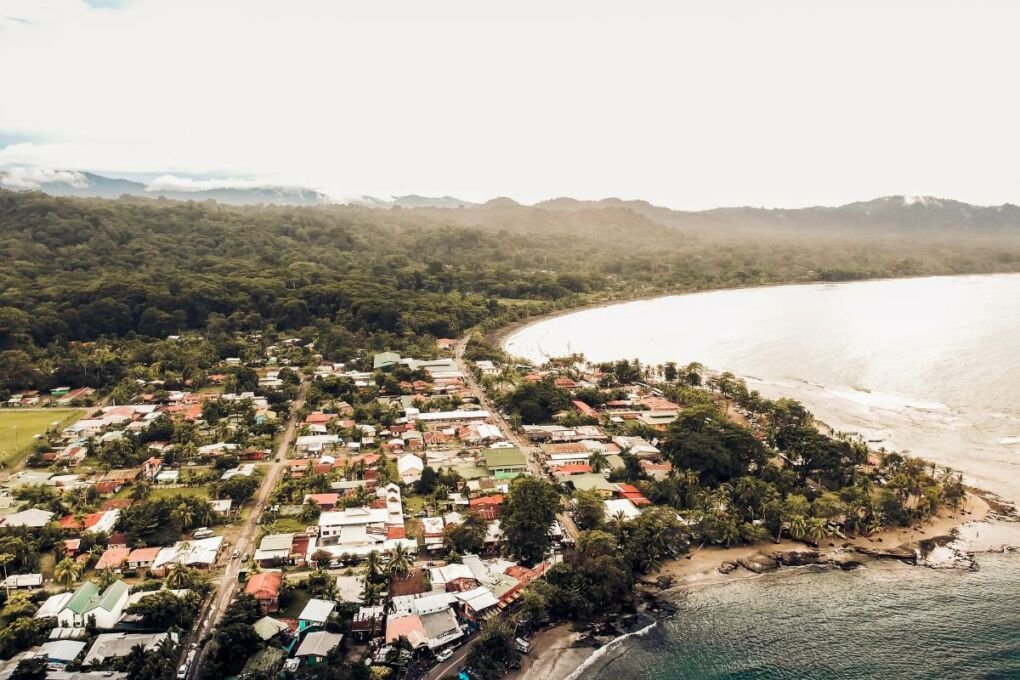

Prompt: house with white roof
xmin=603 ymin=498 xmax=642 ymax=521
xmin=298 ymin=598 xmax=336 ymax=632
xmin=1 ymin=508 xmax=54 ymax=528
xmin=150 ymin=536 xmax=223 ymax=575
xmin=397 ymin=453 xmax=424 ymax=485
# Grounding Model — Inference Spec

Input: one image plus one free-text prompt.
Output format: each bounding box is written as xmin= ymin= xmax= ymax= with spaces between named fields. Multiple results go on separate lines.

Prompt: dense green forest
xmin=2 ymin=189 xmax=1020 ymax=394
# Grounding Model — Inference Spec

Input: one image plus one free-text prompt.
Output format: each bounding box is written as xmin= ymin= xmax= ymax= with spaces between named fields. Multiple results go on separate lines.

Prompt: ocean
xmin=589 ymin=556 xmax=1020 ymax=679
xmin=504 ymin=273 xmax=1020 ymax=501
xmin=503 ymin=273 xmax=1020 ymax=679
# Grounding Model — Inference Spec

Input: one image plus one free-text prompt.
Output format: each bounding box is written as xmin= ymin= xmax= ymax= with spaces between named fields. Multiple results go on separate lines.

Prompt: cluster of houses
xmin=0 ymin=577 xmax=187 ymax=674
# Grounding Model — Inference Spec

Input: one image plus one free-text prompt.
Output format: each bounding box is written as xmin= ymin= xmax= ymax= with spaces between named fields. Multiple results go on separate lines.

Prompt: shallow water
xmin=504 ymin=273 xmax=1020 ymax=501
xmin=506 ymin=273 xmax=1020 ymax=678
xmin=591 ymin=555 xmax=1020 ymax=679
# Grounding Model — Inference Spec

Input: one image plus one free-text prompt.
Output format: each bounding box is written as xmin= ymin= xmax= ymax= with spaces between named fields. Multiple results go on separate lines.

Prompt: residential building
xmin=244 ymin=571 xmax=283 ymax=614
xmin=482 ymin=447 xmax=528 ymax=479
xmin=57 ymin=581 xmax=130 ymax=629
xmin=295 ymin=631 xmax=342 ymax=665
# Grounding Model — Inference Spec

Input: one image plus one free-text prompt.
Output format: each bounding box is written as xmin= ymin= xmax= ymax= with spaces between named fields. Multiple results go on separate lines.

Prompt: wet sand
xmin=505 ymin=624 xmax=591 ymax=680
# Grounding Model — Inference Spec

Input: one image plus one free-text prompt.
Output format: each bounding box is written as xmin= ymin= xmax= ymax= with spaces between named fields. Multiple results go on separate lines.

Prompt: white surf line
xmin=562 ymin=621 xmax=658 ymax=680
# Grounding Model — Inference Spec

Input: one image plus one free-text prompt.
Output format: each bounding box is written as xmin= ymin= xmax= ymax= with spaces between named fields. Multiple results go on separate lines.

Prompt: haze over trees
xmin=2 ymin=189 xmax=1020 ymax=397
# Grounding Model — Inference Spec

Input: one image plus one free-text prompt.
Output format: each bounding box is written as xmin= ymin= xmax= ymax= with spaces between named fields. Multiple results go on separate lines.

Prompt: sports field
xmin=0 ymin=409 xmax=84 ymax=467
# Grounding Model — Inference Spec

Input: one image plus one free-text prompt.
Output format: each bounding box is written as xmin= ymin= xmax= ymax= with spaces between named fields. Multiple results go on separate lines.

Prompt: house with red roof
xmin=305 ymin=493 xmax=340 ymax=511
xmin=245 ymin=571 xmax=284 ymax=614
xmin=469 ymin=495 xmax=504 ymax=520
xmin=127 ymin=547 xmax=161 ymax=571
xmin=572 ymin=400 xmax=598 ymax=418
xmin=615 ymin=483 xmax=652 ymax=507
xmin=95 ymin=546 xmax=130 ymax=572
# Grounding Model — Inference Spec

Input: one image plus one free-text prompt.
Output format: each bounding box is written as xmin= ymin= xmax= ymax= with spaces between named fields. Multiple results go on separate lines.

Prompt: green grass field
xmin=0 ymin=409 xmax=84 ymax=468
xmin=148 ymin=486 xmax=211 ymax=501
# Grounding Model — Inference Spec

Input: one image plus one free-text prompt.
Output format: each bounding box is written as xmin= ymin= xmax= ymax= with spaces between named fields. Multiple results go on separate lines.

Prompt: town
xmin=0 ymin=328 xmax=686 ymax=680
xmin=0 ymin=328 xmax=970 ymax=680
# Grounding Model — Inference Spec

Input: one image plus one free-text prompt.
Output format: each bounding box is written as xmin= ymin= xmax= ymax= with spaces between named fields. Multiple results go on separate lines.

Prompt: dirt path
xmin=186 ymin=378 xmax=309 ymax=678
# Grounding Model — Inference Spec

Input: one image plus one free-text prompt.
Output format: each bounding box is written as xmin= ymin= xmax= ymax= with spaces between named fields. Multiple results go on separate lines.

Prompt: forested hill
xmin=535 ymin=195 xmax=1020 ymax=236
xmin=1 ymin=189 xmax=1020 ymax=393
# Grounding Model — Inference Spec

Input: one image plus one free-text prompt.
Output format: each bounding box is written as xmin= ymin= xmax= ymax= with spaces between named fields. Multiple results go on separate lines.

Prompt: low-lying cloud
xmin=0 ymin=165 xmax=88 ymax=189
xmin=145 ymin=174 xmax=273 ymax=193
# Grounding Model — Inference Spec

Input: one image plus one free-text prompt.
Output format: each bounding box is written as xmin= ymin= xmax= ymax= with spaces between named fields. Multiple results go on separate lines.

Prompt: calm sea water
xmin=590 ymin=557 xmax=1020 ymax=680
xmin=505 ymin=274 xmax=1020 ymax=501
xmin=505 ymin=273 xmax=1020 ymax=679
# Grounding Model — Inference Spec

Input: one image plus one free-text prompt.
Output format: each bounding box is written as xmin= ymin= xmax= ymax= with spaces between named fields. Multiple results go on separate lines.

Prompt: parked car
xmin=436 ymin=649 xmax=454 ymax=662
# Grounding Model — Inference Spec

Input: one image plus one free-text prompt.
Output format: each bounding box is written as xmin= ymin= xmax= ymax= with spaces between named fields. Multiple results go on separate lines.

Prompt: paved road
xmin=453 ymin=337 xmax=579 ymax=544
xmin=425 ymin=634 xmax=476 ymax=680
xmin=186 ymin=379 xmax=309 ymax=679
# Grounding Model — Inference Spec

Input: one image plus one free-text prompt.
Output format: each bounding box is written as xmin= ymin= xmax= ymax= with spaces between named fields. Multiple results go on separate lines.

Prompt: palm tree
xmin=97 ymin=568 xmax=118 ymax=590
xmin=386 ymin=544 xmax=413 ymax=579
xmin=589 ymin=451 xmax=609 ymax=474
xmin=719 ymin=518 xmax=741 ymax=548
xmin=430 ymin=484 xmax=450 ymax=514
xmin=806 ymin=517 xmax=828 ymax=545
xmin=365 ymin=550 xmax=383 ymax=584
xmin=131 ymin=482 xmax=151 ymax=501
xmin=125 ymin=644 xmax=147 ymax=676
xmin=789 ymin=515 xmax=808 ymax=541
xmin=54 ymin=558 xmax=83 ymax=590
xmin=171 ymin=503 xmax=195 ymax=531
xmin=0 ymin=553 xmax=13 ymax=590
xmin=166 ymin=564 xmax=195 ymax=589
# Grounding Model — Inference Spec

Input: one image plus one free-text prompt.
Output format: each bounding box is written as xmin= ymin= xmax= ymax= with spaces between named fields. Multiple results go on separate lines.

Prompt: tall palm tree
xmin=166 ymin=564 xmax=195 ymax=589
xmin=0 ymin=553 xmax=13 ymax=589
xmin=720 ymin=517 xmax=741 ymax=548
xmin=171 ymin=503 xmax=195 ymax=531
xmin=589 ymin=451 xmax=609 ymax=474
xmin=789 ymin=515 xmax=808 ymax=541
xmin=806 ymin=517 xmax=828 ymax=545
xmin=365 ymin=550 xmax=383 ymax=584
xmin=54 ymin=558 xmax=83 ymax=590
xmin=386 ymin=544 xmax=413 ymax=579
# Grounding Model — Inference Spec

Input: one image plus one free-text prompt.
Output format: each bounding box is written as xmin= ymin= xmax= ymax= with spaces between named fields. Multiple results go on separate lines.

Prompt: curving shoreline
xmin=511 ymin=492 xmax=1010 ymax=680
xmin=491 ymin=274 xmax=1020 ymax=680
xmin=490 ymin=272 xmax=1020 ymax=357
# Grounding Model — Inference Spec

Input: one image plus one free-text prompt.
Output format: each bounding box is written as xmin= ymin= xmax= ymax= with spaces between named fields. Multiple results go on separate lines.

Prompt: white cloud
xmin=144 ymin=175 xmax=274 ymax=193
xmin=2 ymin=1 xmax=1020 ymax=208
xmin=0 ymin=166 xmax=88 ymax=190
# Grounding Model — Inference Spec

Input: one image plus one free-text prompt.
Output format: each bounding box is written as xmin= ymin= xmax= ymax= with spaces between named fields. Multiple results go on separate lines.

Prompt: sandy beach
xmin=505 ymin=624 xmax=592 ymax=680
xmin=510 ymin=492 xmax=998 ymax=680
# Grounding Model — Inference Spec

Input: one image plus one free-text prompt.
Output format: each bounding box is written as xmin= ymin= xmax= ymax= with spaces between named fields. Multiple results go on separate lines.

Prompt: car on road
xmin=436 ymin=649 xmax=454 ymax=662
xmin=231 ymin=549 xmax=240 ymax=559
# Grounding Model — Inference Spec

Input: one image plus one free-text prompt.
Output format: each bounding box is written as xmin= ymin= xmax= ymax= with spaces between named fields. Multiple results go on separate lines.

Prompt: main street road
xmin=453 ymin=338 xmax=579 ymax=542
xmin=187 ymin=379 xmax=309 ymax=679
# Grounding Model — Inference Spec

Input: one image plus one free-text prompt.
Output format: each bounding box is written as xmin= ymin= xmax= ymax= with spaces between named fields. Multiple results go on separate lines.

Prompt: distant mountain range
xmin=0 ymin=170 xmax=333 ymax=206
xmin=533 ymin=195 xmax=1020 ymax=233
xmin=4 ymin=169 xmax=1020 ymax=234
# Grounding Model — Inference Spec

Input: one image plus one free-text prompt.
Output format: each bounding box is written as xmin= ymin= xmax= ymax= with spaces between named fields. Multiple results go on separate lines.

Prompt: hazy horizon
xmin=4 ymin=1 xmax=1020 ymax=210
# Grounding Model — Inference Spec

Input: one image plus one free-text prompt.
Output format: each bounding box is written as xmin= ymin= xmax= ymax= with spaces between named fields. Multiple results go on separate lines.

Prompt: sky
xmin=2 ymin=0 xmax=1020 ymax=209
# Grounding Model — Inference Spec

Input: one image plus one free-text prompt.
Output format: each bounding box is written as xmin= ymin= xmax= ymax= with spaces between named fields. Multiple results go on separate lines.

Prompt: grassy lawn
xmin=403 ymin=494 xmax=426 ymax=513
xmin=39 ymin=551 xmax=56 ymax=581
xmin=149 ymin=486 xmax=210 ymax=501
xmin=264 ymin=517 xmax=306 ymax=535
xmin=280 ymin=586 xmax=312 ymax=619
xmin=0 ymin=409 xmax=84 ymax=468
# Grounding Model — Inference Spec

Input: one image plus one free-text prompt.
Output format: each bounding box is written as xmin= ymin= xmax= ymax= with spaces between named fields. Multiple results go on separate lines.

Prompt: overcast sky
xmin=2 ymin=0 xmax=1019 ymax=208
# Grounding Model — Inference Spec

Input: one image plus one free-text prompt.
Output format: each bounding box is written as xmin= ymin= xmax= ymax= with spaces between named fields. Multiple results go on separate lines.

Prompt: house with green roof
xmin=57 ymin=580 xmax=130 ymax=629
xmin=373 ymin=352 xmax=401 ymax=370
xmin=482 ymin=447 xmax=528 ymax=479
